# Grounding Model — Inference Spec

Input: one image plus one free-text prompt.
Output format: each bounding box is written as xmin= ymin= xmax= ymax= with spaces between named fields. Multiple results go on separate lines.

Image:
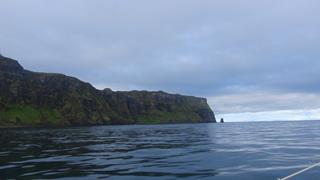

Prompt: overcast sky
xmin=1 ymin=0 xmax=320 ymax=121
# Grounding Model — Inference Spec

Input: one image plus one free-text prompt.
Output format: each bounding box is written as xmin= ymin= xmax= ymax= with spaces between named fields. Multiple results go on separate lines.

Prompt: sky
xmin=1 ymin=0 xmax=320 ymax=122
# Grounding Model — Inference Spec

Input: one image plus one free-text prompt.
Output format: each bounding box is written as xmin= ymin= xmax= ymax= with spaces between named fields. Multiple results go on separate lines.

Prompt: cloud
xmin=0 ymin=0 xmax=320 ymax=117
xmin=216 ymin=108 xmax=320 ymax=122
xmin=208 ymin=92 xmax=320 ymax=114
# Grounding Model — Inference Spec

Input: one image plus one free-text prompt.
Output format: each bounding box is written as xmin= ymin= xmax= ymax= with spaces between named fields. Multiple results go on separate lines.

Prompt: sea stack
xmin=220 ymin=118 xmax=224 ymax=123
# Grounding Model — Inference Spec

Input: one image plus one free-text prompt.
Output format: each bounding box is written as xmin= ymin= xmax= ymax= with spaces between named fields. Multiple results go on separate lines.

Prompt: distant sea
xmin=1 ymin=121 xmax=320 ymax=179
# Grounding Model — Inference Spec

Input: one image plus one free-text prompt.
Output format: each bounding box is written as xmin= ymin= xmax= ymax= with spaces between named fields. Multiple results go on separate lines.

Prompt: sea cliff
xmin=0 ymin=55 xmax=216 ymax=126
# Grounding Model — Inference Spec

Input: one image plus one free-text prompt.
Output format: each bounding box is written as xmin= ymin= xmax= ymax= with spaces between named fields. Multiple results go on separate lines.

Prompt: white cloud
xmin=216 ymin=108 xmax=320 ymax=122
xmin=208 ymin=92 xmax=320 ymax=114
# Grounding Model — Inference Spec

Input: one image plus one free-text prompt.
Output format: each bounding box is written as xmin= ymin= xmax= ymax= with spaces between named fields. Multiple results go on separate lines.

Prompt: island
xmin=0 ymin=54 xmax=216 ymax=127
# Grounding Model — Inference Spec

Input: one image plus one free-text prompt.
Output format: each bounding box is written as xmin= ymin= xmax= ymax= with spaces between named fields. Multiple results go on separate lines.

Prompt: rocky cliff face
xmin=0 ymin=55 xmax=216 ymax=126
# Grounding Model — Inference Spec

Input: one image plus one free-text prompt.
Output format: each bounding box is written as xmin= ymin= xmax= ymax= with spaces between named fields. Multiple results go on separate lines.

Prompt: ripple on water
xmin=1 ymin=121 xmax=320 ymax=179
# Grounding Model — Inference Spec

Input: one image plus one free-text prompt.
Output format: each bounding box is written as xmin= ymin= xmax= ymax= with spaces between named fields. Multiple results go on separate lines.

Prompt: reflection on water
xmin=1 ymin=121 xmax=320 ymax=179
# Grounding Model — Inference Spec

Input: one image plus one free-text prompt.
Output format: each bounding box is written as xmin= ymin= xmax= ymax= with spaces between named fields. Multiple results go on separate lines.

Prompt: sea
xmin=1 ymin=121 xmax=320 ymax=179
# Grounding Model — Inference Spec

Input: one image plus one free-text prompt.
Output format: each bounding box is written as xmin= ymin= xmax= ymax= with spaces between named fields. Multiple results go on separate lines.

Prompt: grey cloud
xmin=1 ymin=0 xmax=320 ymax=114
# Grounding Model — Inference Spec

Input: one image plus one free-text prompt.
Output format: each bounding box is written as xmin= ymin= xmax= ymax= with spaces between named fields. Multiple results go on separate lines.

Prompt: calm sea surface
xmin=1 ymin=121 xmax=320 ymax=179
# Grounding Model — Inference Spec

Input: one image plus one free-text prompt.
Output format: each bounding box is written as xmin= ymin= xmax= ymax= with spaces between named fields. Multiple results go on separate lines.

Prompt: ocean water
xmin=1 ymin=121 xmax=320 ymax=179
